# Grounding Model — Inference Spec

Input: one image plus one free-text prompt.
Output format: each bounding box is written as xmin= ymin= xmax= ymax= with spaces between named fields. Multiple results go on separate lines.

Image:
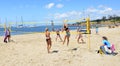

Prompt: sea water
xmin=0 ymin=25 xmax=82 ymax=36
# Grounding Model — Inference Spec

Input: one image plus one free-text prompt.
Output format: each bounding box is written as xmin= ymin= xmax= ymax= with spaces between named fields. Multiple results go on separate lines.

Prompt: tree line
xmin=91 ymin=15 xmax=120 ymax=24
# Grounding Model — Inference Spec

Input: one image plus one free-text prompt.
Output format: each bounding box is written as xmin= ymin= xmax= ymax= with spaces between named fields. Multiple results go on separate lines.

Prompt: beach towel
xmin=104 ymin=45 xmax=112 ymax=54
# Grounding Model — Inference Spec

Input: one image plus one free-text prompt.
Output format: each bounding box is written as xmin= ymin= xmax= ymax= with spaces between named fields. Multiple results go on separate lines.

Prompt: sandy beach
xmin=0 ymin=27 xmax=120 ymax=66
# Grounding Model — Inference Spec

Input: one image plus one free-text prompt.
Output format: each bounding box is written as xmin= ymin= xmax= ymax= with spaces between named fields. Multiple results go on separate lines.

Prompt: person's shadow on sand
xmin=111 ymin=52 xmax=118 ymax=56
xmin=71 ymin=48 xmax=77 ymax=51
xmin=78 ymin=42 xmax=86 ymax=44
xmin=51 ymin=50 xmax=59 ymax=53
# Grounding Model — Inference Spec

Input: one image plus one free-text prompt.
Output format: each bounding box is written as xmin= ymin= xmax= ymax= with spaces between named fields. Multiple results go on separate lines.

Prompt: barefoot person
xmin=76 ymin=28 xmax=84 ymax=44
xmin=56 ymin=29 xmax=63 ymax=42
xmin=45 ymin=28 xmax=52 ymax=53
xmin=96 ymin=26 xmax=99 ymax=34
xmin=4 ymin=28 xmax=11 ymax=43
xmin=63 ymin=27 xmax=70 ymax=46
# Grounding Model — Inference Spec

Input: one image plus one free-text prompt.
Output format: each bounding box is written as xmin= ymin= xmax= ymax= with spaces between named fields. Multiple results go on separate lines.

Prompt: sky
xmin=0 ymin=0 xmax=120 ymax=25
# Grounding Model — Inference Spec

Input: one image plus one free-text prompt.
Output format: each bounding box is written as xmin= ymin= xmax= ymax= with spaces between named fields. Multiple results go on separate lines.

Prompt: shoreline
xmin=0 ymin=26 xmax=105 ymax=36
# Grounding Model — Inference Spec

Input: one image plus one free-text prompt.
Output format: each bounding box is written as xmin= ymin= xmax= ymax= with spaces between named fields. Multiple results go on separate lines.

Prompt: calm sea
xmin=0 ymin=25 xmax=82 ymax=36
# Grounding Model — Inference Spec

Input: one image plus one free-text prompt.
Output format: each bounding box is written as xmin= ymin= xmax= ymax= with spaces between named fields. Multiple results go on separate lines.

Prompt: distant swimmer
xmin=4 ymin=28 xmax=11 ymax=43
xmin=45 ymin=28 xmax=52 ymax=53
xmin=56 ymin=29 xmax=63 ymax=42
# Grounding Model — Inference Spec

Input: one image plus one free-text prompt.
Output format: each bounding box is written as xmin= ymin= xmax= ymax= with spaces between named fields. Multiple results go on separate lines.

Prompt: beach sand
xmin=0 ymin=27 xmax=120 ymax=66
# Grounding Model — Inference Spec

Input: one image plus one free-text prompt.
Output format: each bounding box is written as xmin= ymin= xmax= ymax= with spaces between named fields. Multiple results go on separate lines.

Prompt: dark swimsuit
xmin=46 ymin=35 xmax=50 ymax=42
xmin=46 ymin=37 xmax=51 ymax=42
xmin=56 ymin=31 xmax=60 ymax=36
xmin=64 ymin=25 xmax=67 ymax=30
xmin=57 ymin=34 xmax=59 ymax=35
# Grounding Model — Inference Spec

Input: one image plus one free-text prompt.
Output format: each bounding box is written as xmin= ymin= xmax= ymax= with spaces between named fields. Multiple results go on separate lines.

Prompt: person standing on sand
xmin=4 ymin=28 xmax=11 ymax=43
xmin=63 ymin=27 xmax=70 ymax=46
xmin=56 ymin=29 xmax=63 ymax=42
xmin=76 ymin=28 xmax=84 ymax=44
xmin=96 ymin=26 xmax=98 ymax=34
xmin=45 ymin=28 xmax=52 ymax=53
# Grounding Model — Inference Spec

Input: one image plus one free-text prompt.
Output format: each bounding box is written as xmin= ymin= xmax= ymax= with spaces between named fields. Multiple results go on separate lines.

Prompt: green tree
xmin=113 ymin=15 xmax=116 ymax=24
xmin=76 ymin=22 xmax=81 ymax=26
xmin=115 ymin=16 xmax=120 ymax=22
xmin=108 ymin=15 xmax=113 ymax=20
xmin=96 ymin=19 xmax=101 ymax=24
xmin=102 ymin=16 xmax=106 ymax=22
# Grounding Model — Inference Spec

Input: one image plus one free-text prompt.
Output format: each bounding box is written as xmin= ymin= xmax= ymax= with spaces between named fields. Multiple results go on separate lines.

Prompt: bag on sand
xmin=111 ymin=44 xmax=115 ymax=52
xmin=97 ymin=46 xmax=106 ymax=54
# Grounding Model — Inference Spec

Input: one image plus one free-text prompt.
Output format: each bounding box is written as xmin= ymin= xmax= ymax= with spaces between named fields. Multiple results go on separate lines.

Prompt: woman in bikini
xmin=76 ymin=28 xmax=84 ymax=44
xmin=63 ymin=28 xmax=70 ymax=46
xmin=45 ymin=28 xmax=52 ymax=53
xmin=56 ymin=29 xmax=63 ymax=42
